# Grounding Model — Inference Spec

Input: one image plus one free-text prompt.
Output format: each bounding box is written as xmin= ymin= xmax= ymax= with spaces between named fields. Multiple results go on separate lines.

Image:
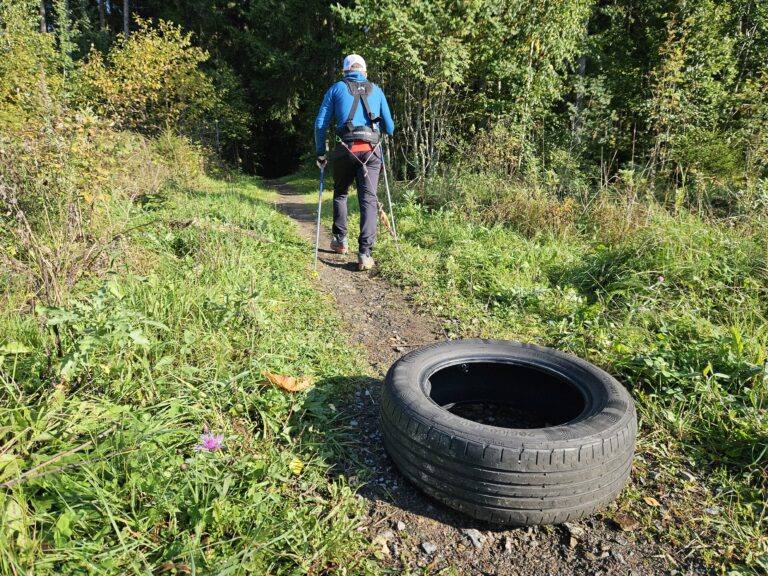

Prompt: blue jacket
xmin=314 ymin=71 xmax=395 ymax=155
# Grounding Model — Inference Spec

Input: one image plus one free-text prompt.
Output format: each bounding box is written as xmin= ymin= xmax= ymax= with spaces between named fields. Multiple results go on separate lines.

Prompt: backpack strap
xmin=342 ymin=79 xmax=378 ymax=129
xmin=360 ymin=91 xmax=380 ymax=122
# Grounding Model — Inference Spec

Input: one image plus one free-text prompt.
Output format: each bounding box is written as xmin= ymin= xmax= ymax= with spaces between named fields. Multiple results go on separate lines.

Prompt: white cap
xmin=343 ymin=54 xmax=366 ymax=72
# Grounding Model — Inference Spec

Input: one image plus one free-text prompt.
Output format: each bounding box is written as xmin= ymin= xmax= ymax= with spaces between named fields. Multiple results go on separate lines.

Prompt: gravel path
xmin=270 ymin=180 xmax=703 ymax=576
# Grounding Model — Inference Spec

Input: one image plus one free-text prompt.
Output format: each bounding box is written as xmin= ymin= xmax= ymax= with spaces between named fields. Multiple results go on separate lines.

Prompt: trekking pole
xmin=381 ymin=146 xmax=399 ymax=244
xmin=314 ymin=166 xmax=325 ymax=269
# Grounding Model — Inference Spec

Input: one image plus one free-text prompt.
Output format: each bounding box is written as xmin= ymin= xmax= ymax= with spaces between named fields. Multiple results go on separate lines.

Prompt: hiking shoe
xmin=358 ymin=253 xmax=375 ymax=271
xmin=330 ymin=234 xmax=348 ymax=254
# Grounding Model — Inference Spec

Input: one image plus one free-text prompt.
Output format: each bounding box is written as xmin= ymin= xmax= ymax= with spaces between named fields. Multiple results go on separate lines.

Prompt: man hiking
xmin=314 ymin=54 xmax=395 ymax=271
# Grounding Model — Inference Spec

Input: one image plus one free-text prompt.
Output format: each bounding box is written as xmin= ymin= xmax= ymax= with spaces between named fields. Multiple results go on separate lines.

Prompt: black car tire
xmin=380 ymin=339 xmax=637 ymax=525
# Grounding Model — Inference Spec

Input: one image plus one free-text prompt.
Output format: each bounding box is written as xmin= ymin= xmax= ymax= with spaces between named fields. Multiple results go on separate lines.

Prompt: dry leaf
xmin=156 ymin=562 xmax=191 ymax=574
xmin=261 ymin=370 xmax=314 ymax=392
xmin=377 ymin=202 xmax=395 ymax=238
xmin=613 ymin=513 xmax=638 ymax=532
xmin=644 ymin=496 xmax=661 ymax=507
xmin=378 ymin=541 xmax=391 ymax=557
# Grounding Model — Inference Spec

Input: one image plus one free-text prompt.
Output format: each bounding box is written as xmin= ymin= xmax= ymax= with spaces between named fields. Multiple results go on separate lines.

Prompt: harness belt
xmin=339 ymin=140 xmax=381 ymax=181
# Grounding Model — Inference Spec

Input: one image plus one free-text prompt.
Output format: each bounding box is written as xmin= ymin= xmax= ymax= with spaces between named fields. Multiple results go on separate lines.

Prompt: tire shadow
xmin=302 ymin=375 xmax=527 ymax=535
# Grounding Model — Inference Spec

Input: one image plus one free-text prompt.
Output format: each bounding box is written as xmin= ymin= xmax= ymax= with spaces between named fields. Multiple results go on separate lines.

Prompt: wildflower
xmin=195 ymin=430 xmax=224 ymax=452
xmin=657 ymin=275 xmax=665 ymax=283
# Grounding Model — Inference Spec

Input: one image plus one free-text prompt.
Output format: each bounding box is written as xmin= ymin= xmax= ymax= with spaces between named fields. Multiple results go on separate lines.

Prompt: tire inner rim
xmin=425 ymin=361 xmax=587 ymax=429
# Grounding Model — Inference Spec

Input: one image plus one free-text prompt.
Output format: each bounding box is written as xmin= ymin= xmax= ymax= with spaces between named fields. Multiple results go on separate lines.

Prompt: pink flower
xmin=657 ymin=275 xmax=665 ymax=283
xmin=194 ymin=430 xmax=224 ymax=452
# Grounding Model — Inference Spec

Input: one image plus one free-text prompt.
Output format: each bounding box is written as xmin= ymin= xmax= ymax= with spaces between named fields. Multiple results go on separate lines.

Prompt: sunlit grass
xmin=0 ymin=176 xmax=378 ymax=575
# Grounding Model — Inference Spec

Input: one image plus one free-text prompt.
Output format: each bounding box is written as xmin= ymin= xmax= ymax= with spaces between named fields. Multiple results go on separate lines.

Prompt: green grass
xmin=286 ymin=169 xmax=768 ymax=574
xmin=0 ymin=176 xmax=377 ymax=575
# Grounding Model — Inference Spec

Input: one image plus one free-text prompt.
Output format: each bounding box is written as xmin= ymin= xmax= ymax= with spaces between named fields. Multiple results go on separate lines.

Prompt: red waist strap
xmin=348 ymin=140 xmax=374 ymax=153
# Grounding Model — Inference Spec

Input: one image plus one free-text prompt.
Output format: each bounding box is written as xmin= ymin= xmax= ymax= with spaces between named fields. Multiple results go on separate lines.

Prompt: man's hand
xmin=316 ymin=155 xmax=327 ymax=169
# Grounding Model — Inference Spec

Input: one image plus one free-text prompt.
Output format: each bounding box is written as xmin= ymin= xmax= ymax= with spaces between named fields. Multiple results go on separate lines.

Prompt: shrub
xmin=0 ymin=1 xmax=64 ymax=128
xmin=151 ymin=130 xmax=206 ymax=187
xmin=77 ymin=19 xmax=216 ymax=135
xmin=0 ymin=107 xmax=184 ymax=305
xmin=0 ymin=10 xmax=208 ymax=307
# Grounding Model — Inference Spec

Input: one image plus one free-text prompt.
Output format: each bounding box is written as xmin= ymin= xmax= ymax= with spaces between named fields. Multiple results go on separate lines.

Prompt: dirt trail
xmin=269 ymin=181 xmax=701 ymax=576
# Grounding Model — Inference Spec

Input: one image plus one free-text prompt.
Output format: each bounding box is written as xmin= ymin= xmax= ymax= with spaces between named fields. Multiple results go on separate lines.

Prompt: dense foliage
xmin=77 ymin=18 xmax=247 ymax=143
xmin=129 ymin=0 xmax=341 ymax=175
xmin=335 ymin=0 xmax=592 ymax=180
xmin=337 ymin=0 xmax=768 ymax=207
xmin=0 ymin=3 xmax=215 ymax=307
xmin=29 ymin=0 xmax=768 ymax=192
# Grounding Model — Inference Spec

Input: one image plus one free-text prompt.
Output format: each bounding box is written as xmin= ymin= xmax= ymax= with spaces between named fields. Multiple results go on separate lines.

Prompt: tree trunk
xmin=98 ymin=0 xmax=106 ymax=31
xmin=123 ymin=0 xmax=130 ymax=37
xmin=39 ymin=0 xmax=47 ymax=32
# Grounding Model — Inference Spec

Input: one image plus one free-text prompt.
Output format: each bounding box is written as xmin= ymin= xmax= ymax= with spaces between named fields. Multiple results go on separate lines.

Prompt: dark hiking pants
xmin=331 ymin=143 xmax=381 ymax=256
